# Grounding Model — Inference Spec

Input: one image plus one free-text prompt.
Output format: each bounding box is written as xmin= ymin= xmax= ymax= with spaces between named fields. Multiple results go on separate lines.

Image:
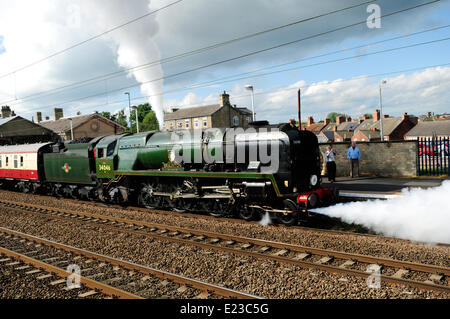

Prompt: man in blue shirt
xmin=347 ymin=141 xmax=361 ymax=178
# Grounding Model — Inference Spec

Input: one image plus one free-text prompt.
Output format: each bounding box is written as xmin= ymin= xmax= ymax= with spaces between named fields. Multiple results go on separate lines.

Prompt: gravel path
xmin=0 ymin=202 xmax=448 ymax=299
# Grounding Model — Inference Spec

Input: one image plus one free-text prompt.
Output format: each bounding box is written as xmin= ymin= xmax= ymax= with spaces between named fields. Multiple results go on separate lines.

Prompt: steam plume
xmin=313 ymin=181 xmax=450 ymax=244
xmin=85 ymin=0 xmax=164 ymax=129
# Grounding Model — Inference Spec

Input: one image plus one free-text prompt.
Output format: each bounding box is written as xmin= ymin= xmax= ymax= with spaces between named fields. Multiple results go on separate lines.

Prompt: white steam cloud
xmin=314 ymin=181 xmax=450 ymax=244
xmin=85 ymin=0 xmax=165 ymax=129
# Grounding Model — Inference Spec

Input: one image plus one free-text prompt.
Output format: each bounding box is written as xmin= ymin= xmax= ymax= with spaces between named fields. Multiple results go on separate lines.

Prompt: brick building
xmin=164 ymin=92 xmax=253 ymax=130
xmin=39 ymin=109 xmax=126 ymax=141
xmin=352 ymin=110 xmax=417 ymax=142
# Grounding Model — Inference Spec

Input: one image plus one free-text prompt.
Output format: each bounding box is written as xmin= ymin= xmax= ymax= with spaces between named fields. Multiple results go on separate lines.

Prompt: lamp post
xmin=245 ymin=85 xmax=255 ymax=122
xmin=69 ymin=118 xmax=73 ymax=140
xmin=124 ymin=92 xmax=139 ymax=134
xmin=379 ymin=80 xmax=387 ymax=141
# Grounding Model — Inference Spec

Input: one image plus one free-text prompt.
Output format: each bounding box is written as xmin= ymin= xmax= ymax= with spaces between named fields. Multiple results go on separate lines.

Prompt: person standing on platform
xmin=325 ymin=146 xmax=337 ymax=183
xmin=347 ymin=141 xmax=361 ymax=178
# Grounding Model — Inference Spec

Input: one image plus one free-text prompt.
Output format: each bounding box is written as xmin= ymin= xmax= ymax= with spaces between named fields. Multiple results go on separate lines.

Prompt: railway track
xmin=1 ymin=199 xmax=449 ymax=294
xmin=0 ymin=190 xmax=430 ymax=244
xmin=0 ymin=226 xmax=259 ymax=299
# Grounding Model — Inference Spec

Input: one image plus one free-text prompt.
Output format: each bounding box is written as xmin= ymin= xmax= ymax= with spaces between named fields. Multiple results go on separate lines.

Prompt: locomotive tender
xmin=0 ymin=123 xmax=335 ymax=225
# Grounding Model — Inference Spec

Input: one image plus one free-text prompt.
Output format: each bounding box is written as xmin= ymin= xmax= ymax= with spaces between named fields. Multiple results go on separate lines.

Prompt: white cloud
xmin=166 ymin=67 xmax=450 ymax=123
xmin=0 ymin=0 xmax=446 ymax=125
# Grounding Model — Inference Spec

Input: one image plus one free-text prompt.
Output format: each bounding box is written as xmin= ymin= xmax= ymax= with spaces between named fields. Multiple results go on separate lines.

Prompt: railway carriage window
xmin=14 ymin=155 xmax=18 ymax=168
xmin=0 ymin=155 xmax=2 ymax=168
xmin=20 ymin=156 xmax=24 ymax=167
xmin=6 ymin=157 xmax=8 ymax=167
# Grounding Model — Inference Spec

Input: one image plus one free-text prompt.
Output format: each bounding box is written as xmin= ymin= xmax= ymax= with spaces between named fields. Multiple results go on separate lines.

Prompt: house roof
xmin=40 ymin=113 xmax=125 ymax=134
xmin=335 ymin=131 xmax=354 ymax=140
xmin=404 ymin=121 xmax=450 ymax=137
xmin=305 ymin=123 xmax=326 ymax=133
xmin=337 ymin=121 xmax=360 ymax=131
xmin=164 ymin=104 xmax=223 ymax=121
xmin=320 ymin=130 xmax=335 ymax=141
xmin=164 ymin=104 xmax=252 ymax=121
xmin=357 ymin=130 xmax=381 ymax=139
xmin=322 ymin=123 xmax=337 ymax=132
xmin=357 ymin=117 xmax=404 ymax=136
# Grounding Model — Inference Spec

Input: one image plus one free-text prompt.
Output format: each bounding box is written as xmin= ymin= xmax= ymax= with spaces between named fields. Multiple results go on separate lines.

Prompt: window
xmin=98 ymin=148 xmax=104 ymax=158
xmin=107 ymin=142 xmax=116 ymax=157
xmin=233 ymin=116 xmax=239 ymax=126
xmin=202 ymin=118 xmax=208 ymax=128
xmin=20 ymin=156 xmax=24 ymax=167
xmin=169 ymin=121 xmax=174 ymax=129
xmin=194 ymin=119 xmax=199 ymax=129
xmin=246 ymin=117 xmax=251 ymax=124
xmin=185 ymin=119 xmax=190 ymax=129
xmin=0 ymin=155 xmax=2 ymax=168
xmin=177 ymin=120 xmax=182 ymax=128
xmin=6 ymin=157 xmax=8 ymax=167
xmin=14 ymin=155 xmax=18 ymax=168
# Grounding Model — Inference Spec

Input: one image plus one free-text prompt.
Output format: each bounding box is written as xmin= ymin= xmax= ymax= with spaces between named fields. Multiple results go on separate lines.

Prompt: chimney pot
xmin=53 ymin=108 xmax=64 ymax=121
xmin=373 ymin=109 xmax=381 ymax=121
xmin=36 ymin=112 xmax=42 ymax=123
xmin=307 ymin=116 xmax=314 ymax=126
xmin=324 ymin=118 xmax=330 ymax=125
xmin=220 ymin=91 xmax=230 ymax=107
xmin=336 ymin=116 xmax=344 ymax=125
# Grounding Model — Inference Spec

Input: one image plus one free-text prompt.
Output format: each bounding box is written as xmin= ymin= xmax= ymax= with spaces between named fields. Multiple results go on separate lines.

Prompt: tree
xmin=326 ymin=112 xmax=349 ymax=123
xmin=129 ymin=103 xmax=159 ymax=133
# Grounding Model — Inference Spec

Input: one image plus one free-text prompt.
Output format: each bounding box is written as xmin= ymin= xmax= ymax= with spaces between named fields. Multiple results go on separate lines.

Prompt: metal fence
xmin=417 ymin=137 xmax=449 ymax=176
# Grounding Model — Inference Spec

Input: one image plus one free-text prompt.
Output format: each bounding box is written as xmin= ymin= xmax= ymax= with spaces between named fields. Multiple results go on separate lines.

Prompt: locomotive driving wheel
xmin=138 ymin=182 xmax=162 ymax=209
xmin=277 ymin=199 xmax=299 ymax=226
xmin=238 ymin=204 xmax=259 ymax=221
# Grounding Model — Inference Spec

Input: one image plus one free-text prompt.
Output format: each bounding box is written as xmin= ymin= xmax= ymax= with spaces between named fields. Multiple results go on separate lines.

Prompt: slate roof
xmin=404 ymin=121 xmax=450 ymax=137
xmin=357 ymin=130 xmax=381 ymax=139
xmin=40 ymin=113 xmax=125 ymax=134
xmin=164 ymin=104 xmax=252 ymax=121
xmin=356 ymin=117 xmax=404 ymax=137
xmin=336 ymin=121 xmax=360 ymax=131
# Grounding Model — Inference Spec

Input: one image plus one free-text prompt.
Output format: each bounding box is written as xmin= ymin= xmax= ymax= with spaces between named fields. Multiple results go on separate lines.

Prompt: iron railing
xmin=417 ymin=137 xmax=449 ymax=176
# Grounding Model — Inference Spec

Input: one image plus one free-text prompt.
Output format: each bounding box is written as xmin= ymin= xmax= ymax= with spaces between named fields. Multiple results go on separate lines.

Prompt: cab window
xmin=107 ymin=141 xmax=117 ymax=157
xmin=98 ymin=148 xmax=104 ymax=158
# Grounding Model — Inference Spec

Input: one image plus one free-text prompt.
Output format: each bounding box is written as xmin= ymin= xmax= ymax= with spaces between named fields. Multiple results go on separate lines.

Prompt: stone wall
xmin=319 ymin=140 xmax=418 ymax=177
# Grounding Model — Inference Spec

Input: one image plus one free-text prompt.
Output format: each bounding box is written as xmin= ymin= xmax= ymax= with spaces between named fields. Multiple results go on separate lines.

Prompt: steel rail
xmin=0 ymin=246 xmax=141 ymax=299
xmin=0 ymin=226 xmax=260 ymax=299
xmin=1 ymin=200 xmax=448 ymax=294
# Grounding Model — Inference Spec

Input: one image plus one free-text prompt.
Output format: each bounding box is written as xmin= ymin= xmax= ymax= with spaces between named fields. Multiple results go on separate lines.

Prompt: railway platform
xmin=322 ymin=176 xmax=449 ymax=200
